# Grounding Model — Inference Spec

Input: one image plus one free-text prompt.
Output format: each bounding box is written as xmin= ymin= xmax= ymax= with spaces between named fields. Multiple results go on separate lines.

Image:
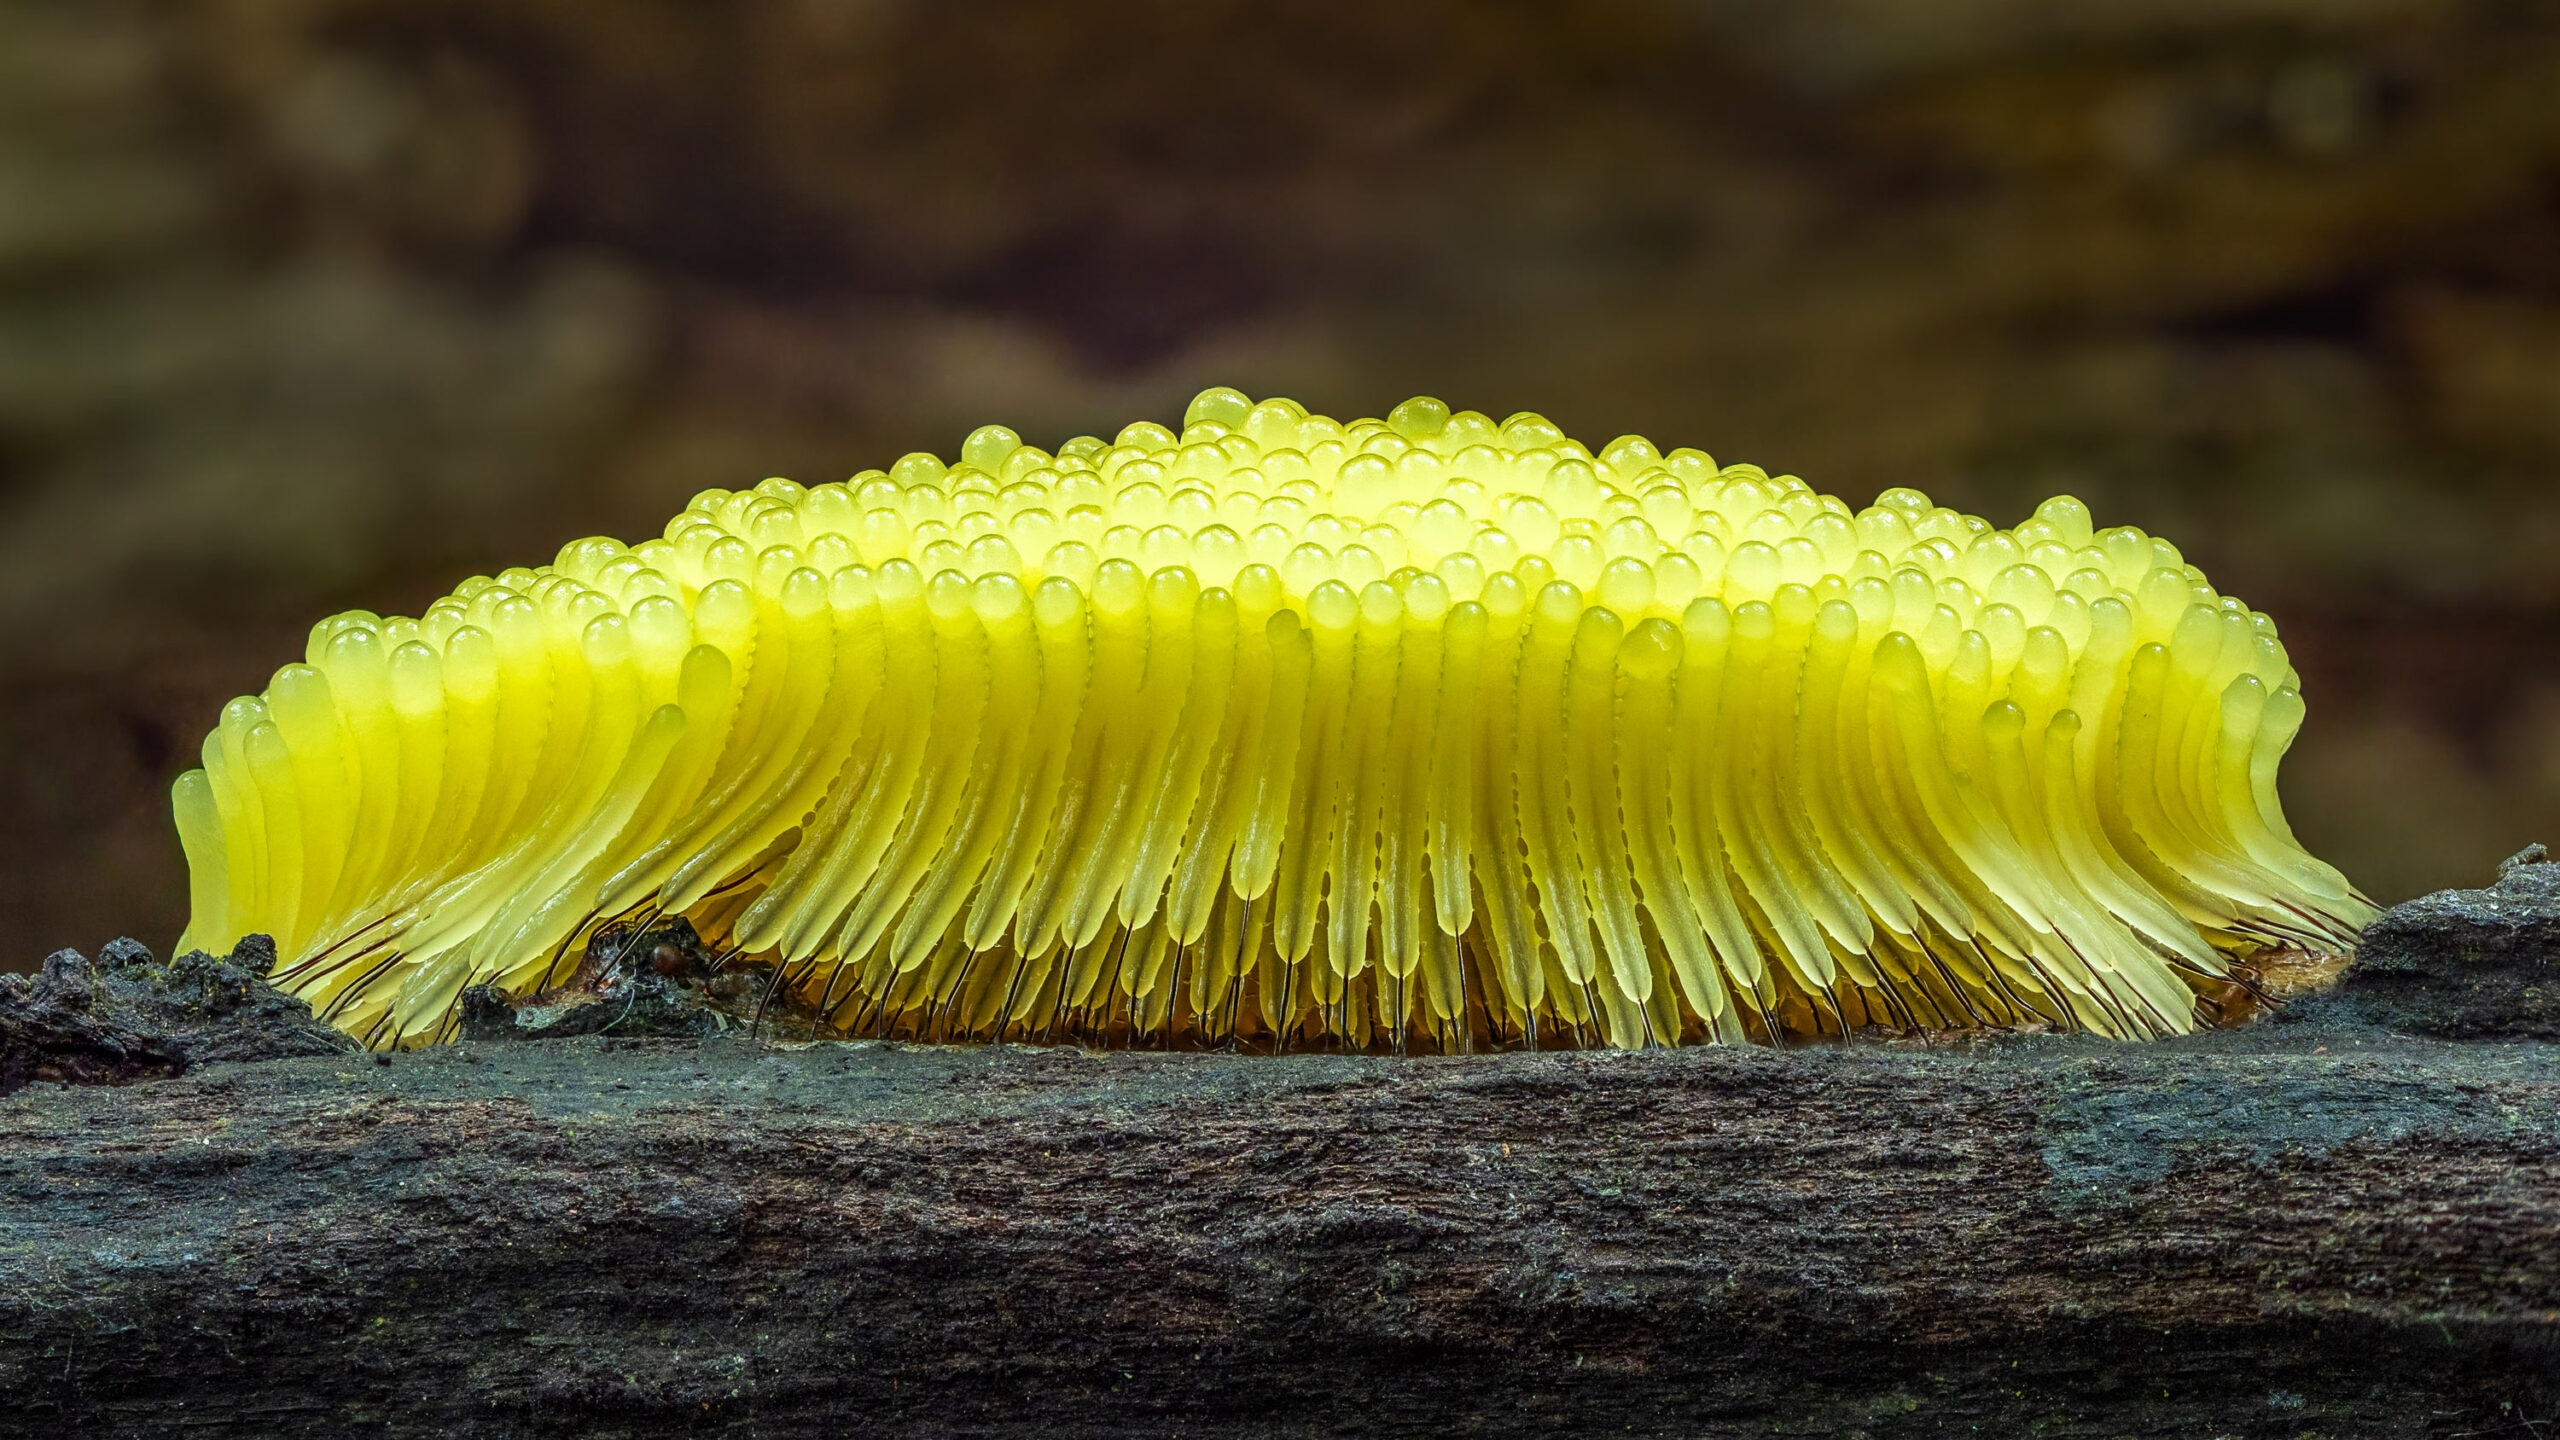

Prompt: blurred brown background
xmin=7 ymin=0 xmax=2560 ymax=962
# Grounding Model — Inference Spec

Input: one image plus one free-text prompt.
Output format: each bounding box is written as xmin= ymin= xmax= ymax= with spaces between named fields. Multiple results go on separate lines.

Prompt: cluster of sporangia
xmin=175 ymin=387 xmax=2373 ymax=1051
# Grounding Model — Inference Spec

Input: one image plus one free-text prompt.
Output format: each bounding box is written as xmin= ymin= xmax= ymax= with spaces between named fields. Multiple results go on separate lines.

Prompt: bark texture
xmin=1 ymin=1004 xmax=2555 ymax=1438
xmin=2351 ymin=851 xmax=2560 ymax=1039
xmin=0 ymin=937 xmax=350 ymax=1097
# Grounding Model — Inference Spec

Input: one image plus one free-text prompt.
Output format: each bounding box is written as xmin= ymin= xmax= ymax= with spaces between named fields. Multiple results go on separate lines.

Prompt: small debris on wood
xmin=2340 ymin=842 xmax=2560 ymax=1038
xmin=455 ymin=916 xmax=741 ymax=1043
xmin=0 ymin=934 xmax=352 ymax=1094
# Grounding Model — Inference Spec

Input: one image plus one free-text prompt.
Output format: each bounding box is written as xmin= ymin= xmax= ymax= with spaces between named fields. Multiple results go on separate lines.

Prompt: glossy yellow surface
xmin=174 ymin=387 xmax=2374 ymax=1049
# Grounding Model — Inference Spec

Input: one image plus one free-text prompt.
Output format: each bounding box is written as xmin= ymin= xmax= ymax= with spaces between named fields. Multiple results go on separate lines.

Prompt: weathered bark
xmin=1 ymin=1004 xmax=2554 ymax=1438
xmin=0 ymin=937 xmax=352 ymax=1098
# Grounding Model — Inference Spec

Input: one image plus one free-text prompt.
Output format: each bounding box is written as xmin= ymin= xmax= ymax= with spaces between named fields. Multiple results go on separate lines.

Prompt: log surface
xmin=2 ymin=1001 xmax=2556 ymax=1438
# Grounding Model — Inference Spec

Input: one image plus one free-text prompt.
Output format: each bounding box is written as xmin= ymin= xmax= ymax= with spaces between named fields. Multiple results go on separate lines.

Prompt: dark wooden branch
xmin=1 ymin=1004 xmax=2555 ymax=1438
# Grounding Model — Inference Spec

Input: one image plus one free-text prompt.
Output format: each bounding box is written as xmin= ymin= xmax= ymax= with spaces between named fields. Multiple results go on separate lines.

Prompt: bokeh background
xmin=8 ymin=0 xmax=2560 ymax=962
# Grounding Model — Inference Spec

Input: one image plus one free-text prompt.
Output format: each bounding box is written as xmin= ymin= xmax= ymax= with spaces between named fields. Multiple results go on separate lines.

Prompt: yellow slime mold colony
xmin=174 ymin=387 xmax=2374 ymax=1051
